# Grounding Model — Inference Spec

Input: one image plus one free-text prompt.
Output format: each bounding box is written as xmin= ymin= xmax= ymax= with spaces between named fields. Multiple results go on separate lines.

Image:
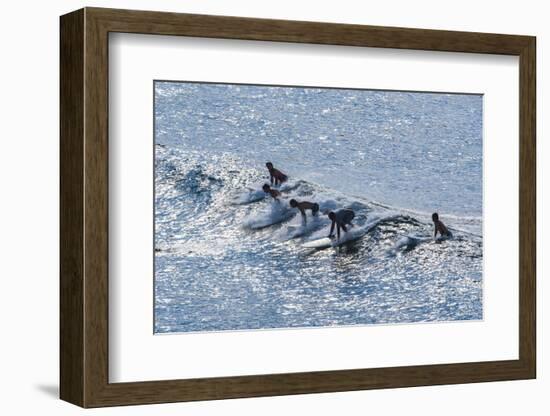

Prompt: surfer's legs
xmin=342 ymin=211 xmax=355 ymax=228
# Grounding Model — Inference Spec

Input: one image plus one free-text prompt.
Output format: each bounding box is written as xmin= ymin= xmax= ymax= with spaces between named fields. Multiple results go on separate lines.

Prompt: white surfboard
xmin=303 ymin=224 xmax=370 ymax=249
xmin=302 ymin=237 xmax=333 ymax=249
xmin=232 ymin=190 xmax=265 ymax=205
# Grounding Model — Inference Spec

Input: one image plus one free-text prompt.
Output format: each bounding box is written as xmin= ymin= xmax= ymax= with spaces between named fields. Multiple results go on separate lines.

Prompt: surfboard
xmin=232 ymin=190 xmax=265 ymax=205
xmin=302 ymin=237 xmax=333 ymax=249
xmin=303 ymin=224 xmax=370 ymax=249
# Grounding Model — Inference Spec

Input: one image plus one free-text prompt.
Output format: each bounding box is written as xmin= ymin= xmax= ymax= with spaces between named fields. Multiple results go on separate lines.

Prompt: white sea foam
xmin=231 ymin=189 xmax=265 ymax=205
xmin=243 ymin=199 xmax=296 ymax=229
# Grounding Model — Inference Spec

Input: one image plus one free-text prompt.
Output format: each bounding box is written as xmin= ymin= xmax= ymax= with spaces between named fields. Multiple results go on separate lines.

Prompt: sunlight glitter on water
xmin=154 ymin=82 xmax=483 ymax=333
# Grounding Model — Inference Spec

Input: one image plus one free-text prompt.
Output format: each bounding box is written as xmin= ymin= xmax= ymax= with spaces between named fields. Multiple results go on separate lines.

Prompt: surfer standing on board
xmin=289 ymin=199 xmax=319 ymax=225
xmin=262 ymin=184 xmax=281 ymax=201
xmin=432 ymin=212 xmax=453 ymax=238
xmin=266 ymin=162 xmax=288 ymax=186
xmin=328 ymin=209 xmax=355 ymax=240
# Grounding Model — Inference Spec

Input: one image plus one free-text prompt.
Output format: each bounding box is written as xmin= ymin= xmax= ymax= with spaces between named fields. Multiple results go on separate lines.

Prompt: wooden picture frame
xmin=60 ymin=7 xmax=536 ymax=408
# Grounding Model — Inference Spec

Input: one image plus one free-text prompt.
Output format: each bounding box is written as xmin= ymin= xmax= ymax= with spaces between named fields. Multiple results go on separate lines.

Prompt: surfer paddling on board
xmin=327 ymin=209 xmax=355 ymax=240
xmin=432 ymin=212 xmax=453 ymax=238
xmin=266 ymin=162 xmax=288 ymax=186
xmin=262 ymin=184 xmax=281 ymax=201
xmin=289 ymin=199 xmax=319 ymax=225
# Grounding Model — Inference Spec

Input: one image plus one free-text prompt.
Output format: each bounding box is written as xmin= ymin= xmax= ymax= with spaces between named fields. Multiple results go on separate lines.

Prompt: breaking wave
xmin=154 ymin=145 xmax=483 ymax=333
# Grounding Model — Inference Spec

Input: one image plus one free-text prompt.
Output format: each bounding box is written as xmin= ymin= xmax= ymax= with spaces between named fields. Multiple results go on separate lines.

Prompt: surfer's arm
xmin=341 ymin=224 xmax=348 ymax=232
xmin=328 ymin=220 xmax=335 ymax=238
xmin=299 ymin=208 xmax=307 ymax=223
xmin=434 ymin=226 xmax=438 ymax=238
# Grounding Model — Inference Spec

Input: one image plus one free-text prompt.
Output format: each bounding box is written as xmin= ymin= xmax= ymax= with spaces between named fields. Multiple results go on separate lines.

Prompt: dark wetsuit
xmin=329 ymin=209 xmax=355 ymax=239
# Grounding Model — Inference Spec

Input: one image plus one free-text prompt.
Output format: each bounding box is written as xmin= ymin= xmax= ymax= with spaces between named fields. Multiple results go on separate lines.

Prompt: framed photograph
xmin=60 ymin=7 xmax=536 ymax=407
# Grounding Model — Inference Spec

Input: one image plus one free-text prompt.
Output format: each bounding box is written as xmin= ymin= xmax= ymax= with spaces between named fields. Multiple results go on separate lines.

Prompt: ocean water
xmin=154 ymin=81 xmax=483 ymax=334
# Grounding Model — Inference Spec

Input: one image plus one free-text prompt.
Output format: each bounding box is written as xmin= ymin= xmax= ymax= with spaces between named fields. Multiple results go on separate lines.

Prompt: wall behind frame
xmin=0 ymin=0 xmax=545 ymax=415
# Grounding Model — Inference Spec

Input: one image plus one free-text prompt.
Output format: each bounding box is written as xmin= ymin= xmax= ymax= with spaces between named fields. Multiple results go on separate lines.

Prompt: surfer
xmin=289 ymin=199 xmax=319 ymax=224
xmin=327 ymin=209 xmax=355 ymax=240
xmin=266 ymin=162 xmax=288 ymax=186
xmin=262 ymin=184 xmax=281 ymax=201
xmin=432 ymin=212 xmax=453 ymax=238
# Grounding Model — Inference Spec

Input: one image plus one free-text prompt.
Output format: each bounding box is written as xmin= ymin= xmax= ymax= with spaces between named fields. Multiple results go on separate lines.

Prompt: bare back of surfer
xmin=266 ymin=162 xmax=288 ymax=186
xmin=432 ymin=212 xmax=452 ymax=238
xmin=289 ymin=199 xmax=319 ymax=225
xmin=328 ymin=209 xmax=355 ymax=240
